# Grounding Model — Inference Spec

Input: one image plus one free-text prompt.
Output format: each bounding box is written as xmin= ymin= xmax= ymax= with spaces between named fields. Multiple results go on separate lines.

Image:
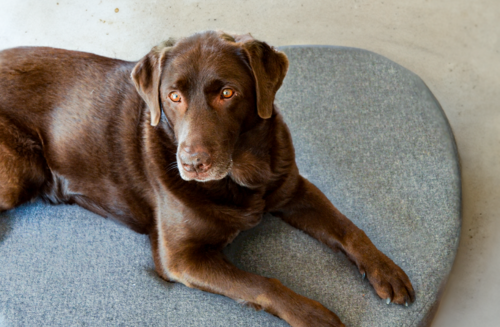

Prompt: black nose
xmin=179 ymin=147 xmax=212 ymax=174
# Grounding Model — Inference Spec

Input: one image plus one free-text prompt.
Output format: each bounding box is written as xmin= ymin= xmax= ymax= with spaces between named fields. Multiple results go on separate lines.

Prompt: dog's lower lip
xmin=181 ymin=169 xmax=228 ymax=182
xmin=181 ymin=170 xmax=211 ymax=181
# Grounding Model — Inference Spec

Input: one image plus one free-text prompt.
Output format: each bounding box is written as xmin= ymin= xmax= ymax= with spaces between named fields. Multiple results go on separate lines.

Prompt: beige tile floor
xmin=0 ymin=1 xmax=499 ymax=326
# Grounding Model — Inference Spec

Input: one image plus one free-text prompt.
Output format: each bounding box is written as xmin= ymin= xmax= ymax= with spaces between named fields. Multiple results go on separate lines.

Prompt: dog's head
xmin=131 ymin=31 xmax=288 ymax=182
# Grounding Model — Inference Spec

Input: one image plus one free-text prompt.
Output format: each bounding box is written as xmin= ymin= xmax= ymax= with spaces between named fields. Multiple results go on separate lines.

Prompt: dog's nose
xmin=180 ymin=147 xmax=212 ymax=174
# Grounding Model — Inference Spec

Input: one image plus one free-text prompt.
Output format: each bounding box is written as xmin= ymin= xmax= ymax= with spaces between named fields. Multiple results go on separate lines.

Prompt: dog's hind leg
xmin=0 ymin=119 xmax=46 ymax=211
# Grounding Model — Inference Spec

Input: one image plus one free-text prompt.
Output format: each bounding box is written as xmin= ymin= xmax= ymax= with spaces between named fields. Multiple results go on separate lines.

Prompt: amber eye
xmin=169 ymin=91 xmax=181 ymax=102
xmin=221 ymin=88 xmax=234 ymax=99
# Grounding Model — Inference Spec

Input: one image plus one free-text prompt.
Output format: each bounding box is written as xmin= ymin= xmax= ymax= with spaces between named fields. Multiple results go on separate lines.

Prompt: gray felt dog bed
xmin=0 ymin=46 xmax=461 ymax=327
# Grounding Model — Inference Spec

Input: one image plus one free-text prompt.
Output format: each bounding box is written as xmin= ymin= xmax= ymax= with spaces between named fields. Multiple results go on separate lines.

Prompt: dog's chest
xmin=186 ymin=181 xmax=266 ymax=230
xmin=229 ymin=151 xmax=272 ymax=189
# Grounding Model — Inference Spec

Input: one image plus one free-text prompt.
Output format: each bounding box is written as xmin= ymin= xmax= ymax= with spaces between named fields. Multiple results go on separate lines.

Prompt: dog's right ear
xmin=131 ymin=40 xmax=174 ymax=126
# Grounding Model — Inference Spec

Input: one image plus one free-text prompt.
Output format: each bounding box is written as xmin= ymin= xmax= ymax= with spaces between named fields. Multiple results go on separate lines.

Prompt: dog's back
xmin=0 ymin=47 xmax=128 ymax=119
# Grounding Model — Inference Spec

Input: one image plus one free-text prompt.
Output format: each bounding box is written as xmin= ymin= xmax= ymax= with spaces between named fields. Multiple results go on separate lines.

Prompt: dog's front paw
xmin=284 ymin=296 xmax=345 ymax=327
xmin=359 ymin=253 xmax=415 ymax=306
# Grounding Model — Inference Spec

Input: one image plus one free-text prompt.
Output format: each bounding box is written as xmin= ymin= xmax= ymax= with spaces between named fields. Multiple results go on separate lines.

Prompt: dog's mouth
xmin=177 ymin=155 xmax=233 ymax=182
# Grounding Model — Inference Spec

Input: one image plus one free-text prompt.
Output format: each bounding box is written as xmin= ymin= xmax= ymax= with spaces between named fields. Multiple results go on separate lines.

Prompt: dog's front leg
xmin=270 ymin=176 xmax=415 ymax=306
xmin=149 ymin=225 xmax=345 ymax=327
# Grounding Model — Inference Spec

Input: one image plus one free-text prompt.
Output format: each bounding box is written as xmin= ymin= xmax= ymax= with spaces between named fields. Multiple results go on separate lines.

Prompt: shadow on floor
xmin=0 ymin=210 xmax=13 ymax=244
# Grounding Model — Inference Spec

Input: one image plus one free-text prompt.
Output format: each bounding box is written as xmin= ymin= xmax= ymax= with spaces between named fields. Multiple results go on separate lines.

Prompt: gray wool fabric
xmin=0 ymin=46 xmax=461 ymax=327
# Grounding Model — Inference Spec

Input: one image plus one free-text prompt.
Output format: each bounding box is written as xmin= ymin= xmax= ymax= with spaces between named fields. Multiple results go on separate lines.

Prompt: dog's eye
xmin=221 ymin=88 xmax=234 ymax=99
xmin=169 ymin=92 xmax=181 ymax=102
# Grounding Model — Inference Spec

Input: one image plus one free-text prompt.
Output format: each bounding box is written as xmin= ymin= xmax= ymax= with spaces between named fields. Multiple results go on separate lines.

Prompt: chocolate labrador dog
xmin=0 ymin=31 xmax=414 ymax=326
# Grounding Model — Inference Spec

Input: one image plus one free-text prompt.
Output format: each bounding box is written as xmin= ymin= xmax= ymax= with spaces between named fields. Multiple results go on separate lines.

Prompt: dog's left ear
xmin=235 ymin=35 xmax=289 ymax=119
xmin=131 ymin=41 xmax=174 ymax=126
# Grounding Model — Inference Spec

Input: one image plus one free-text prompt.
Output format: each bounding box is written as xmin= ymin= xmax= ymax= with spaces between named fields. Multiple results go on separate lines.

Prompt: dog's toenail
xmin=386 ymin=298 xmax=391 ymax=305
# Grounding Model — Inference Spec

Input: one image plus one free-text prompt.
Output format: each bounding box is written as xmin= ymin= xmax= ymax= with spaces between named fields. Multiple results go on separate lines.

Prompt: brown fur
xmin=0 ymin=31 xmax=414 ymax=327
